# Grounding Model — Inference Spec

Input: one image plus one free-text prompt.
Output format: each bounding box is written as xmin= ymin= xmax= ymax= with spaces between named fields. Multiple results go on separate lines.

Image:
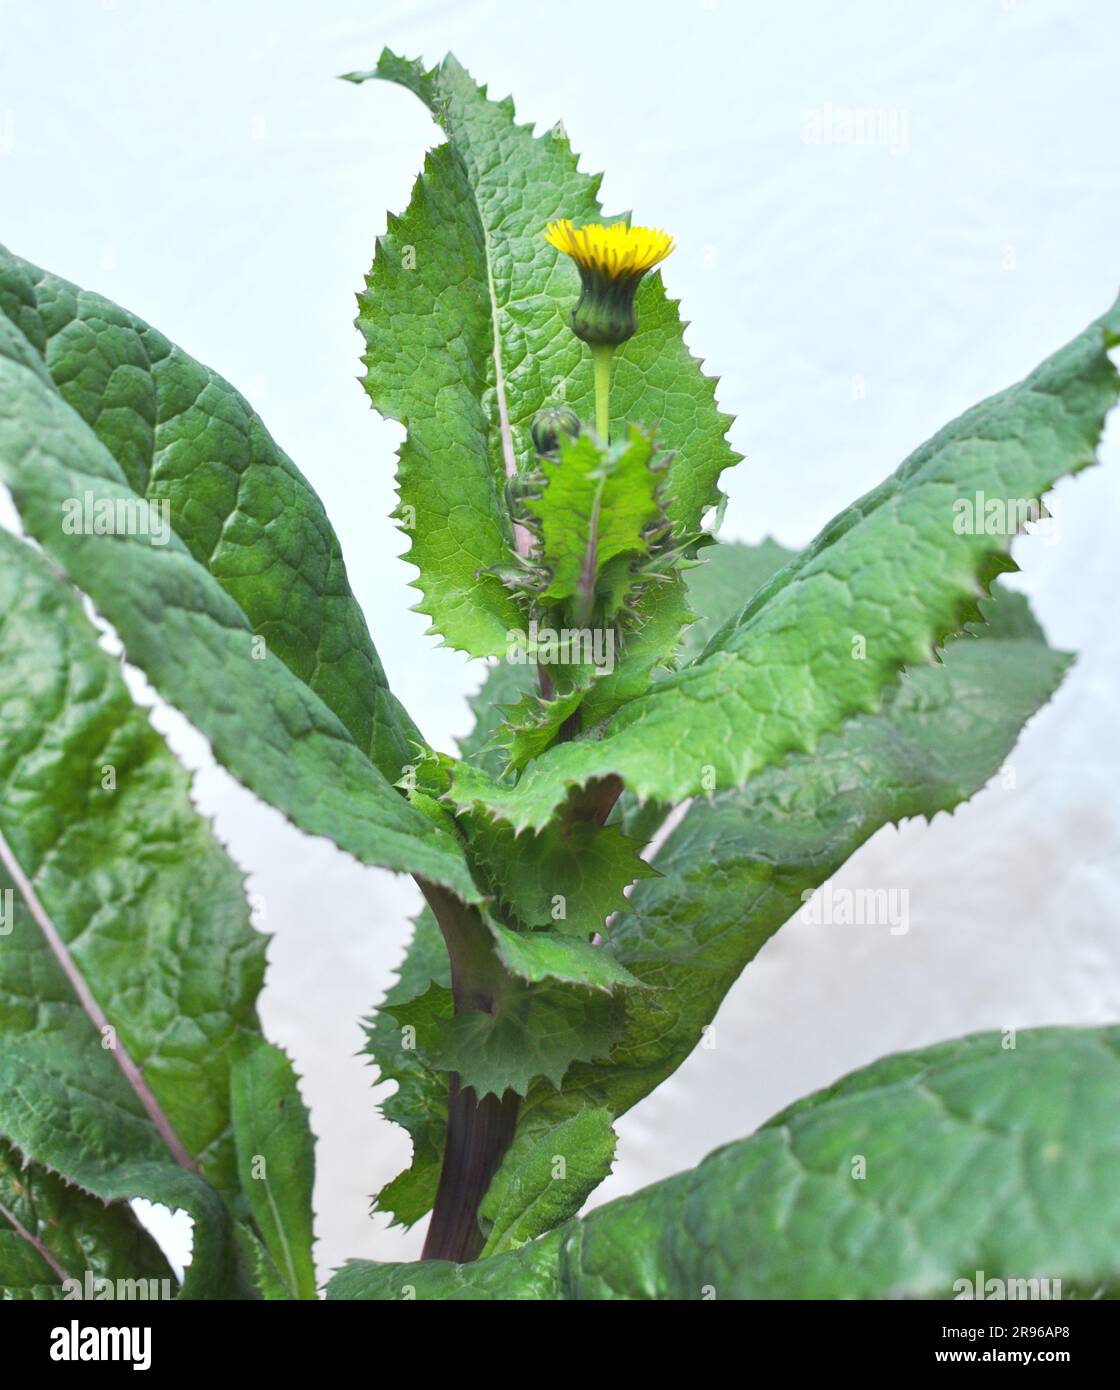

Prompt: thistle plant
xmin=0 ymin=49 xmax=1118 ymax=1302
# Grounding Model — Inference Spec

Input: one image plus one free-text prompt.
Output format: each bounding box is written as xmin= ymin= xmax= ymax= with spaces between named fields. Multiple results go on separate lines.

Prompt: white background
xmin=2 ymin=0 xmax=1118 ymax=1282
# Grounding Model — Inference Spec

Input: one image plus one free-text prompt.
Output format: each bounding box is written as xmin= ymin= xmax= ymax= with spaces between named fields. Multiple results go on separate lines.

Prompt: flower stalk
xmin=592 ymin=343 xmax=614 ymax=443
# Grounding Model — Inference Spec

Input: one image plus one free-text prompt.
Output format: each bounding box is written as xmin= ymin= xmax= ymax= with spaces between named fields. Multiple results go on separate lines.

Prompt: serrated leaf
xmin=479 ymin=1109 xmax=617 ymax=1256
xmin=0 ymin=530 xmax=264 ymax=1197
xmin=530 ymin=427 xmax=664 ymax=622
xmin=0 ymin=530 xmax=306 ymax=1296
xmin=548 ymin=587 xmax=1070 ymax=1122
xmin=678 ymin=536 xmax=795 ymax=662
xmin=365 ymin=848 xmax=643 ymax=1224
xmin=361 ymin=550 xmax=1073 ymax=1233
xmin=0 ymin=1140 xmax=173 ymax=1299
xmin=229 ymin=1040 xmax=317 ymax=1300
xmin=0 ymin=292 xmax=480 ymax=903
xmin=328 ymin=1027 xmax=1120 ymax=1299
xmin=383 ymin=923 xmax=634 ymax=1101
xmin=349 ymin=50 xmax=739 ymax=656
xmin=0 ymin=246 xmax=419 ymax=782
xmin=486 ymin=923 xmax=645 ymax=993
xmin=235 ymin=1224 xmax=296 ymax=1301
xmin=355 ymin=139 xmax=524 ymax=658
xmin=465 ymin=810 xmax=656 ymax=937
xmin=579 ymin=572 xmax=694 ymax=727
xmin=495 ymin=685 xmax=586 ymax=773
xmin=524 ymin=575 xmax=1073 ymax=1132
xmin=458 ymin=662 xmax=536 ymax=781
xmin=450 ymin=297 xmax=1120 ymax=829
xmin=431 ymin=981 xmax=625 ymax=1100
xmin=327 ymin=1228 xmax=564 ymax=1301
xmin=364 ymin=909 xmax=451 ymax=1228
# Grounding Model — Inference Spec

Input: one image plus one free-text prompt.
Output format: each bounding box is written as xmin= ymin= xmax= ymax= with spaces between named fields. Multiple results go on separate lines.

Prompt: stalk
xmin=417 ymin=879 xmax=518 ymax=1264
xmin=416 ymin=774 xmax=623 ymax=1263
xmin=591 ymin=343 xmax=614 ymax=442
xmin=421 ymin=1078 xmax=519 ymax=1262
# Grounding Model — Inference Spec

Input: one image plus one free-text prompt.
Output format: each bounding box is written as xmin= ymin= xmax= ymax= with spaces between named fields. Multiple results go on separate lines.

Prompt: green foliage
xmin=0 ymin=250 xmax=479 ymax=905
xmin=479 ymin=1109 xmax=617 ymax=1256
xmin=451 ymin=294 xmax=1120 ymax=829
xmin=0 ymin=1141 xmax=173 ymax=1300
xmin=0 ymin=247 xmax=419 ymax=782
xmin=349 ymin=50 xmax=738 ymax=657
xmin=329 ymin=1028 xmax=1120 ymax=1299
xmin=364 ymin=909 xmax=451 ymax=1228
xmin=230 ymin=1040 xmax=318 ymax=1299
xmin=520 ymin=575 xmax=1074 ymax=1142
xmin=529 ymin=426 xmax=667 ymax=623
xmin=465 ymin=812 xmax=655 ymax=935
xmin=1 ymin=44 xmax=1116 ymax=1302
xmin=430 ymin=980 xmax=625 ymax=1100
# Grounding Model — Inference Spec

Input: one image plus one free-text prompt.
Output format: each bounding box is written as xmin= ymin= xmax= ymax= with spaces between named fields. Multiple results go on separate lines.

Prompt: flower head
xmin=530 ymin=403 xmax=582 ymax=456
xmin=545 ymin=219 xmax=674 ymax=346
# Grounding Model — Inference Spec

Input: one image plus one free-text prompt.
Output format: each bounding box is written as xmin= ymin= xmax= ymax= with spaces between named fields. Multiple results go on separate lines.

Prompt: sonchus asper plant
xmin=0 ymin=49 xmax=1117 ymax=1301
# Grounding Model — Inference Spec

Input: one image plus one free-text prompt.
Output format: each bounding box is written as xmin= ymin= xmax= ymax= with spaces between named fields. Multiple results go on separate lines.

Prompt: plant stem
xmin=422 ymin=1078 xmax=519 ymax=1262
xmin=417 ymin=879 xmax=519 ymax=1264
xmin=592 ymin=343 xmax=614 ymax=443
xmin=415 ymin=781 xmax=623 ymax=1262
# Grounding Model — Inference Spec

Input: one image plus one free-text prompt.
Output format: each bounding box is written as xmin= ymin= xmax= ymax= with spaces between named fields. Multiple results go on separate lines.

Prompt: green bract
xmin=0 ymin=47 xmax=1116 ymax=1301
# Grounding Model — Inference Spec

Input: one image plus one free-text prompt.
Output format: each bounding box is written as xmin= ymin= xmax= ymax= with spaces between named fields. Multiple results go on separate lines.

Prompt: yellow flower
xmin=545 ymin=219 xmax=674 ymax=347
xmin=545 ymin=220 xmax=674 ymax=282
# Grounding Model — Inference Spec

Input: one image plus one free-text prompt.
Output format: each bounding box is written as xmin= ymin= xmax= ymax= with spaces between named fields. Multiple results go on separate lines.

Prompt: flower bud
xmin=544 ymin=220 xmax=674 ymax=348
xmin=530 ymin=404 xmax=581 ymax=456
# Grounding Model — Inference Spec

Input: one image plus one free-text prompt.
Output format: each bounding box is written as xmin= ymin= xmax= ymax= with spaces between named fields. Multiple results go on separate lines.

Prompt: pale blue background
xmin=2 ymin=0 xmax=1118 ymax=1280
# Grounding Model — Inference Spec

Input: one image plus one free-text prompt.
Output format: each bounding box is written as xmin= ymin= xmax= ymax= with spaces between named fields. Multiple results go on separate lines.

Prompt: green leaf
xmin=529 ymin=427 xmax=665 ymax=622
xmin=229 ymin=1040 xmax=318 ymax=1300
xmin=605 ymin=541 xmax=795 ymax=840
xmin=578 ymin=572 xmax=694 ymax=728
xmin=486 ymin=923 xmax=645 ymax=993
xmin=465 ymin=811 xmax=656 ymax=936
xmin=565 ymin=1027 xmax=1120 ymax=1299
xmin=0 ymin=293 xmax=480 ymax=904
xmin=0 ymin=246 xmax=420 ymax=782
xmin=364 ymin=909 xmax=451 ymax=1228
xmin=360 ymin=553 xmax=1071 ymax=1233
xmin=386 ymin=928 xmax=631 ymax=1102
xmin=349 ymin=50 xmax=738 ymax=656
xmin=327 ymin=1228 xmax=563 ymax=1301
xmin=451 ymin=296 xmax=1120 ymax=829
xmin=526 ymin=579 xmax=1073 ymax=1129
xmin=355 ymin=138 xmax=524 ymax=658
xmin=235 ymin=1224 xmax=296 ymax=1301
xmin=495 ymin=685 xmax=587 ymax=773
xmin=458 ymin=662 xmax=536 ymax=781
xmin=479 ymin=1109 xmax=617 ymax=1256
xmin=678 ymin=536 xmax=795 ymax=661
xmin=0 ymin=868 xmax=241 ymax=1298
xmin=0 ymin=1140 xmax=174 ymax=1299
xmin=431 ymin=981 xmax=624 ymax=1101
xmin=0 ymin=529 xmax=294 ymax=1296
xmin=0 ymin=529 xmax=264 ymax=1197
xmin=368 ymin=916 xmax=641 ymax=1223
xmin=329 ymin=1027 xmax=1120 ymax=1299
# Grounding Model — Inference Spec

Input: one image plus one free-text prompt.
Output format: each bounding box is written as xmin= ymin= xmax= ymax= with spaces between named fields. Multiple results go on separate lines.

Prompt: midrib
xmin=0 ymin=827 xmax=196 ymax=1172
